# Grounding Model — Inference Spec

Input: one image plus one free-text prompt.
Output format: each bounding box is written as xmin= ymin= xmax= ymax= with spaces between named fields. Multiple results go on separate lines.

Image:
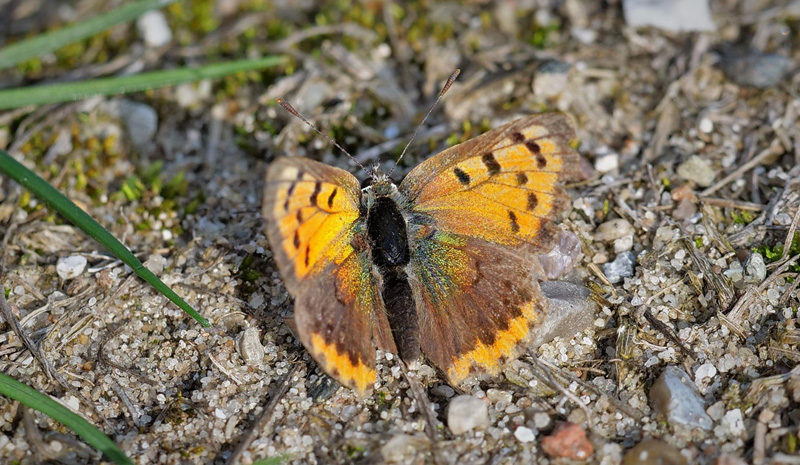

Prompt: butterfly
xmin=262 ymin=112 xmax=579 ymax=395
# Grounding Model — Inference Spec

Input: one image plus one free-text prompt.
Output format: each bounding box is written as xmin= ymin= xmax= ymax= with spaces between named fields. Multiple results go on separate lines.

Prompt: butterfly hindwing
xmin=400 ymin=113 xmax=580 ymax=254
xmin=407 ymin=232 xmax=547 ymax=385
xmin=263 ymin=157 xmax=381 ymax=395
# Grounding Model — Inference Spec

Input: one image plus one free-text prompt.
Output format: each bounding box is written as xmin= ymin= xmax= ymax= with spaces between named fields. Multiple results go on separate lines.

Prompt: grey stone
xmin=650 ymin=366 xmax=713 ymax=430
xmin=381 ymin=434 xmax=427 ymax=463
xmin=533 ymin=281 xmax=596 ymax=348
xmin=538 ymin=231 xmax=582 ymax=280
xmin=602 ymin=251 xmax=636 ymax=284
xmin=622 ymin=0 xmax=714 ymax=32
xmin=595 ymin=219 xmax=633 ymax=242
xmin=237 ymin=327 xmax=265 ymax=366
xmin=719 ymin=52 xmax=796 ymax=88
xmin=447 ymin=395 xmax=490 ymax=434
xmin=118 ymin=100 xmax=158 ymax=151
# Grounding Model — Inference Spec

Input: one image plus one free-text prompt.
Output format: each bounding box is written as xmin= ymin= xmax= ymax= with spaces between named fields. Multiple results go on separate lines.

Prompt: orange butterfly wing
xmin=399 ymin=113 xmax=580 ymax=385
xmin=263 ymin=157 xmax=391 ymax=395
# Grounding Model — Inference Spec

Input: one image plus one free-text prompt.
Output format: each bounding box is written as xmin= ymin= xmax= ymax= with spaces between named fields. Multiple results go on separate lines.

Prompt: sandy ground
xmin=1 ymin=0 xmax=799 ymax=464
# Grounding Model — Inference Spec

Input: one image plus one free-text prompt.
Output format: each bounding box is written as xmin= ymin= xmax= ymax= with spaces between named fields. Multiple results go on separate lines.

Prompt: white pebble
xmin=594 ymin=153 xmax=619 ymax=173
xmin=56 ymin=255 xmax=87 ymax=280
xmin=136 ymin=11 xmax=173 ymax=48
xmin=699 ymin=117 xmax=714 ymax=133
xmin=447 ymin=395 xmax=490 ymax=435
xmin=514 ymin=426 xmax=536 ymax=442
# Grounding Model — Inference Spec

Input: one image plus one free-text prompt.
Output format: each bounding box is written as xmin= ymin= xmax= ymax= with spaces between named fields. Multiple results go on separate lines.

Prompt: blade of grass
xmin=0 ymin=0 xmax=178 ymax=70
xmin=0 ymin=371 xmax=132 ymax=464
xmin=0 ymin=56 xmax=286 ymax=110
xmin=0 ymin=150 xmax=209 ymax=327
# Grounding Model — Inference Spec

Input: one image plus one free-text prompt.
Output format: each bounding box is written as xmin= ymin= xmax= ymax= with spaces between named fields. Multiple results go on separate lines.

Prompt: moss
xmin=731 ymin=210 xmax=756 ymax=225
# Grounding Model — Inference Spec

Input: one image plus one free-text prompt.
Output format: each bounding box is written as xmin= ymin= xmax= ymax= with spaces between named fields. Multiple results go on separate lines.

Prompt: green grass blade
xmin=0 ymin=371 xmax=133 ymax=465
xmin=0 ymin=56 xmax=286 ymax=110
xmin=0 ymin=0 xmax=178 ymax=70
xmin=0 ymin=150 xmax=209 ymax=327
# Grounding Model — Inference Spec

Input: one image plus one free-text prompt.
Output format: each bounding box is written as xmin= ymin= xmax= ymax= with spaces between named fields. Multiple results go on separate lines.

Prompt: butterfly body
xmin=263 ymin=114 xmax=580 ymax=395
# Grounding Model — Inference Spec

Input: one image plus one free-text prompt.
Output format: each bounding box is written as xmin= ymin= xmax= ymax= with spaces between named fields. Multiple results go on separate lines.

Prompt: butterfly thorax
xmin=362 ymin=174 xmax=420 ymax=364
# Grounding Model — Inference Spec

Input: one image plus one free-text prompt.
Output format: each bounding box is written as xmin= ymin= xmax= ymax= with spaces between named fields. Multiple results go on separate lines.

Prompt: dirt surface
xmin=1 ymin=0 xmax=799 ymax=464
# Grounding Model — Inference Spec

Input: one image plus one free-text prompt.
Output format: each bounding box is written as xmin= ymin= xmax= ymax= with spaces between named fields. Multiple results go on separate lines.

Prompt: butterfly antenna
xmin=388 ymin=69 xmax=460 ymax=178
xmin=276 ymin=98 xmax=368 ymax=174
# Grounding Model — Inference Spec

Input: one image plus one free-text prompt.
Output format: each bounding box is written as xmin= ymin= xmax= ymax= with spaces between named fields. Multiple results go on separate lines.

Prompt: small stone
xmin=56 ymin=255 xmax=87 ymax=280
xmin=537 ymin=231 xmax=582 ymax=279
xmin=677 ymin=155 xmax=716 ymax=188
xmin=719 ymin=52 xmax=796 ymax=88
xmin=541 ymin=422 xmax=593 ymax=460
xmin=534 ymin=412 xmax=552 ymax=429
xmin=695 ymin=363 xmax=717 ymax=383
xmin=614 ymin=235 xmax=633 ymax=253
xmin=594 ymin=154 xmax=619 ymax=173
xmin=671 ymin=184 xmax=697 ymax=202
xmin=533 ymin=282 xmax=596 ymax=348
xmin=447 ymin=395 xmax=490 ymax=435
xmin=699 ymin=117 xmax=714 ymax=134
xmin=136 ymin=10 xmax=173 ymax=48
xmin=602 ymin=251 xmax=636 ymax=284
xmin=431 ymin=385 xmax=456 ymax=398
xmin=381 ymin=434 xmax=426 ymax=463
xmin=622 ymin=0 xmax=714 ymax=32
xmin=650 ymin=366 xmax=713 ymax=430
xmin=595 ymin=219 xmax=633 ymax=242
xmin=745 ymin=253 xmax=767 ymax=283
xmin=533 ymin=60 xmax=572 ymax=99
xmin=715 ymin=455 xmax=748 ymax=465
xmin=237 ymin=327 xmax=265 ymax=366
xmin=622 ymin=439 xmax=687 ymax=465
xmin=144 ymin=254 xmax=166 ymax=276
xmin=514 ymin=426 xmax=536 ymax=443
xmin=722 ymin=409 xmax=745 ymax=436
xmin=673 ymin=198 xmax=697 ymax=221
xmin=119 ymin=100 xmax=158 ymax=150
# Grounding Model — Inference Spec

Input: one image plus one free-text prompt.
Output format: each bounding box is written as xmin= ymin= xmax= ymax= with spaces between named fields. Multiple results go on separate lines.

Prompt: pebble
xmin=723 ymin=409 xmax=745 ymax=436
xmin=430 ymin=385 xmax=456 ymax=398
xmin=514 ymin=426 xmax=536 ymax=443
xmin=699 ymin=117 xmax=714 ymax=134
xmin=56 ymin=255 xmax=87 ymax=280
xmin=695 ymin=363 xmax=717 ymax=383
xmin=144 ymin=254 xmax=166 ymax=276
xmin=237 ymin=327 xmax=265 ymax=366
xmin=719 ymin=52 xmax=796 ymax=88
xmin=715 ymin=455 xmax=748 ymax=465
xmin=677 ymin=155 xmax=716 ymax=187
xmin=602 ymin=251 xmax=636 ymax=284
xmin=745 ymin=253 xmax=766 ymax=283
xmin=533 ymin=60 xmax=571 ymax=99
xmin=595 ymin=219 xmax=632 ymax=242
xmin=622 ymin=0 xmax=714 ymax=32
xmin=622 ymin=439 xmax=687 ymax=465
xmin=118 ymin=100 xmax=158 ymax=150
xmin=136 ymin=10 xmax=173 ymax=48
xmin=533 ymin=281 xmax=596 ymax=348
xmin=381 ymin=434 xmax=426 ymax=463
xmin=447 ymin=395 xmax=490 ymax=435
xmin=533 ymin=412 xmax=552 ymax=429
xmin=540 ymin=422 xmax=593 ymax=460
xmin=594 ymin=153 xmax=619 ymax=173
xmin=650 ymin=366 xmax=713 ymax=430
xmin=538 ymin=231 xmax=581 ymax=279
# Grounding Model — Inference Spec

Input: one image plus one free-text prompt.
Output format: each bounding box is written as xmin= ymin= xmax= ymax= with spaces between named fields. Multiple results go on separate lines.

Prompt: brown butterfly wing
xmin=398 ymin=113 xmax=579 ymax=385
xmin=263 ymin=157 xmax=391 ymax=395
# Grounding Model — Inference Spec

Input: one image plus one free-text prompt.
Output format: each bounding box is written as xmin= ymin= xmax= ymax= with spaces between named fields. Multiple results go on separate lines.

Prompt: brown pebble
xmin=540 ymin=421 xmax=593 ymax=460
xmin=622 ymin=439 xmax=687 ymax=465
xmin=671 ymin=184 xmax=697 ymax=202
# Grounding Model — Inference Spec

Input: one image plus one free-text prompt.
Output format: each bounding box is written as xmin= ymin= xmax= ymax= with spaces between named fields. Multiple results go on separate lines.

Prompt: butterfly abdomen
xmin=365 ymin=193 xmax=421 ymax=364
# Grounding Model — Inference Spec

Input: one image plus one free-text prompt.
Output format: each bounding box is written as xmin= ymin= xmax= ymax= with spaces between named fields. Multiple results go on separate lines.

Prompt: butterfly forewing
xmin=263 ymin=157 xmax=381 ymax=395
xmin=400 ymin=113 xmax=579 ymax=253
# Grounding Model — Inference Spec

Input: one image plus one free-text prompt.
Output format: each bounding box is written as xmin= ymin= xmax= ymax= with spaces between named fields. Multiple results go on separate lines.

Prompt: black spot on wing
xmin=296 ymin=209 xmax=303 ymax=222
xmin=526 ymin=140 xmax=547 ymax=168
xmin=327 ymin=188 xmax=338 ymax=209
xmin=305 ymin=244 xmax=311 ymax=267
xmin=527 ymin=192 xmax=538 ymax=211
xmin=284 ymin=183 xmax=295 ymax=211
xmin=516 ymin=172 xmax=528 ymax=186
xmin=511 ymin=132 xmax=525 ymax=143
xmin=310 ymin=182 xmax=322 ymax=206
xmin=453 ymin=167 xmax=471 ymax=185
xmin=293 ymin=230 xmax=300 ymax=248
xmin=482 ymin=152 xmax=501 ymax=175
xmin=508 ymin=211 xmax=520 ymax=233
